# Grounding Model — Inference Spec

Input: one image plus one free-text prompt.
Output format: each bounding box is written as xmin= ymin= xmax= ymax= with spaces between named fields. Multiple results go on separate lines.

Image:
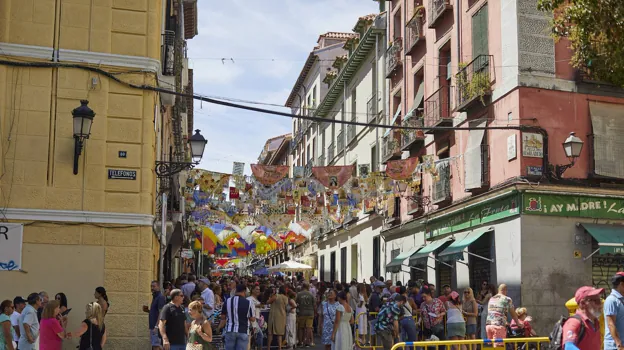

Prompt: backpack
xmin=548 ymin=314 xmax=585 ymax=350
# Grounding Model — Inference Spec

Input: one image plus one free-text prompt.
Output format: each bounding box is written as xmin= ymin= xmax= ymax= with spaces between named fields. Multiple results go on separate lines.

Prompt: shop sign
xmin=108 ymin=169 xmax=137 ymax=180
xmin=527 ymin=166 xmax=542 ymax=176
xmin=180 ymin=249 xmax=194 ymax=259
xmin=0 ymin=224 xmax=23 ymax=271
xmin=522 ymin=133 xmax=544 ymax=158
xmin=523 ymin=194 xmax=624 ymax=219
xmin=427 ymin=194 xmax=520 ymax=238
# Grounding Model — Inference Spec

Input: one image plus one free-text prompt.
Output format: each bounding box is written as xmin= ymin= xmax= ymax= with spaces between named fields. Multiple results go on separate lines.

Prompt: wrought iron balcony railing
xmin=367 ymin=94 xmax=378 ymax=123
xmin=424 ymin=85 xmax=452 ymax=129
xmin=406 ymin=14 xmax=425 ymax=54
xmin=429 ymin=0 xmax=452 ymax=28
xmin=327 ymin=142 xmax=335 ymax=162
xmin=432 ymin=163 xmax=451 ymax=203
xmin=382 ymin=133 xmax=401 ymax=163
xmin=161 ymin=30 xmax=176 ymax=76
xmin=317 ymin=154 xmax=325 ymax=167
xmin=347 ymin=121 xmax=356 ymax=145
xmin=456 ymin=55 xmax=493 ymax=111
xmin=337 ymin=130 xmax=345 ymax=154
xmin=386 ymin=38 xmax=403 ymax=77
xmin=401 ymin=117 xmax=425 ymax=150
xmin=304 ymin=159 xmax=314 ymax=178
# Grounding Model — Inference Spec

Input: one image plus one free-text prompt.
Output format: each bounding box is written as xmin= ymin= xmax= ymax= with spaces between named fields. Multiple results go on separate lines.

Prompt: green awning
xmin=386 ymin=247 xmax=421 ymax=273
xmin=409 ymin=238 xmax=452 ymax=264
xmin=438 ymin=227 xmax=493 ymax=261
xmin=405 ymin=83 xmax=425 ymax=120
xmin=581 ymin=223 xmax=624 ymax=255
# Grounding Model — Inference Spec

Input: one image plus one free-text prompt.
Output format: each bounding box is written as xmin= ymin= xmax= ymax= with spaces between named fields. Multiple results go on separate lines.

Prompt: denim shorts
xmin=466 ymin=323 xmax=477 ymax=335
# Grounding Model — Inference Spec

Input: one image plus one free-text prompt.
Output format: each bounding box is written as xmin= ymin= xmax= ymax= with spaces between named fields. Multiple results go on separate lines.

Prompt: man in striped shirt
xmin=219 ymin=284 xmax=255 ymax=350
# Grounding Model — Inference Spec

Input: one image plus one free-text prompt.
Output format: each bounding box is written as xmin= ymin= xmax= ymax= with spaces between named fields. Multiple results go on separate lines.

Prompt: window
xmin=393 ymin=9 xmax=402 ymax=40
xmin=312 ymin=138 xmax=316 ymax=161
xmin=312 ymin=85 xmax=317 ymax=108
xmin=472 ymin=4 xmax=489 ymax=59
xmin=371 ymin=145 xmax=379 ymax=172
xmin=320 ymin=255 xmax=325 ymax=282
xmin=373 ymin=236 xmax=381 ymax=278
xmin=341 ymin=247 xmax=347 ymax=283
xmin=330 ymin=251 xmax=337 ymax=282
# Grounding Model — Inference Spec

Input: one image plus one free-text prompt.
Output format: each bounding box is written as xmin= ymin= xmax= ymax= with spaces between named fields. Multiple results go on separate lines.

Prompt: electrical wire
xmin=0 ymin=58 xmax=545 ymax=135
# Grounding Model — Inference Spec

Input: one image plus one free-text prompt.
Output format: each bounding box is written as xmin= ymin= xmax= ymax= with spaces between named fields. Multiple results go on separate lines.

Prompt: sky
xmin=187 ymin=0 xmax=379 ymax=175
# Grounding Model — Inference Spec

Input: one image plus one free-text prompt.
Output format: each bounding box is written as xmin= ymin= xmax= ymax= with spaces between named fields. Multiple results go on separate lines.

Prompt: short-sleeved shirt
xmin=19 ymin=304 xmax=39 ymax=350
xmin=201 ymin=288 xmax=215 ymax=318
xmin=374 ymin=302 xmax=402 ymax=332
xmin=604 ymin=289 xmax=624 ymax=348
xmin=149 ymin=292 xmax=166 ymax=330
xmin=39 ymin=318 xmax=63 ymax=350
xmin=10 ymin=311 xmax=20 ymax=342
xmin=159 ymin=303 xmax=187 ymax=345
xmin=181 ymin=282 xmax=196 ymax=300
xmin=486 ymin=295 xmax=514 ymax=326
xmin=296 ymin=291 xmax=315 ymax=317
xmin=420 ymin=298 xmax=445 ymax=329
xmin=562 ymin=311 xmax=601 ymax=350
xmin=221 ymin=295 xmax=253 ymax=334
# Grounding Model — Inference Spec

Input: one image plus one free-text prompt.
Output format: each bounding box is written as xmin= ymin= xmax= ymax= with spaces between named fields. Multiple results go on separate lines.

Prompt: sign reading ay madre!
xmin=523 ymin=194 xmax=624 ymax=219
xmin=0 ymin=223 xmax=23 ymax=271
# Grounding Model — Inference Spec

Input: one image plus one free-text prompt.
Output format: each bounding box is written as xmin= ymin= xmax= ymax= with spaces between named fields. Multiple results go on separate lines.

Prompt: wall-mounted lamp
xmin=155 ymin=129 xmax=208 ymax=178
xmin=554 ymin=132 xmax=584 ymax=179
xmin=72 ymin=100 xmax=95 ymax=175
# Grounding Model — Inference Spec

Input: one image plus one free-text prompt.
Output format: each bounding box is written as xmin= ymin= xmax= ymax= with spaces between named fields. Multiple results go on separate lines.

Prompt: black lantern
xmin=72 ymin=100 xmax=95 ymax=175
xmin=555 ymin=132 xmax=584 ymax=179
xmin=155 ymin=129 xmax=208 ymax=178
xmin=188 ymin=129 xmax=208 ymax=163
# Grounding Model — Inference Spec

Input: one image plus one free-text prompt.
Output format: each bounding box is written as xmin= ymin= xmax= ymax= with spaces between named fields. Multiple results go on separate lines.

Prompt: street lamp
xmin=555 ymin=132 xmax=584 ymax=179
xmin=155 ymin=129 xmax=207 ymax=178
xmin=72 ymin=100 xmax=95 ymax=175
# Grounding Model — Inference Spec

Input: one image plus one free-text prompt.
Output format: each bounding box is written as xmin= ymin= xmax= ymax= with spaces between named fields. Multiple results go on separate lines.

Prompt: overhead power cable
xmin=0 ymin=58 xmax=545 ymax=133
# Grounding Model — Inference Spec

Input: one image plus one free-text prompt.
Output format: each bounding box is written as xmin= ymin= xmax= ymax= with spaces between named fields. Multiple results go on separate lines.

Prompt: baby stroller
xmin=505 ymin=326 xmax=537 ymax=350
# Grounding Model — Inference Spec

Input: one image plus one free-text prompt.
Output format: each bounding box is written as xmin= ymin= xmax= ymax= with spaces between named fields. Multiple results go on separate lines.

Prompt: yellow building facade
xmin=0 ymin=0 xmax=177 ymax=348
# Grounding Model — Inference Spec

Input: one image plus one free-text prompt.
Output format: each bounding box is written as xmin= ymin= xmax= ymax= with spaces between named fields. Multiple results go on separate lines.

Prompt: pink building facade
xmin=381 ymin=0 xmax=624 ymax=334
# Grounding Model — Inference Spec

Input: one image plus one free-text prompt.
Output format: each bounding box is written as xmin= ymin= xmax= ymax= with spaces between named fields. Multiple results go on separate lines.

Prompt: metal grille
xmin=386 ymin=37 xmax=403 ymax=75
xmin=405 ymin=14 xmax=424 ymax=52
xmin=424 ymin=85 xmax=452 ymax=127
xmin=429 ymin=0 xmax=451 ymax=27
xmin=432 ymin=163 xmax=451 ymax=203
xmin=455 ymin=55 xmax=493 ymax=110
xmin=367 ymin=94 xmax=378 ymax=122
xmin=161 ymin=30 xmax=175 ymax=76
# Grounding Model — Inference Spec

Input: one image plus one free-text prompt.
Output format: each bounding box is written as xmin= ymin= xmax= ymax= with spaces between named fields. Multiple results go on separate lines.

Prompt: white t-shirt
xmin=10 ymin=311 xmax=20 ymax=342
xmin=201 ymin=287 xmax=215 ymax=318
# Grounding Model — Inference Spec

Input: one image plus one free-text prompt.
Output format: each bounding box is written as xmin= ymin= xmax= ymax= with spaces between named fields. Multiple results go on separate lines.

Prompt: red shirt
xmin=510 ymin=319 xmax=532 ymax=337
xmin=561 ymin=310 xmax=601 ymax=350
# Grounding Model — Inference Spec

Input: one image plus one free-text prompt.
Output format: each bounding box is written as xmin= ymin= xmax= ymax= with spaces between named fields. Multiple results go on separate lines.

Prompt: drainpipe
xmin=343 ymin=84 xmax=347 ymax=165
xmin=403 ymin=2 xmax=407 ymax=127
xmin=375 ymin=31 xmax=380 ymax=170
xmin=456 ymin=0 xmax=462 ymax=64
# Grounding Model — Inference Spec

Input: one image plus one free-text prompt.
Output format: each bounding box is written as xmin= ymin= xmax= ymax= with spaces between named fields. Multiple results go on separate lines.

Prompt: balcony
xmin=317 ymin=154 xmax=325 ymax=167
xmin=367 ymin=94 xmax=378 ymax=123
xmin=386 ymin=38 xmax=403 ymax=77
xmin=401 ymin=117 xmax=426 ymax=151
xmin=337 ymin=130 xmax=345 ymax=154
xmin=328 ymin=142 xmax=335 ymax=162
xmin=424 ymin=85 xmax=452 ymax=133
xmin=432 ymin=163 xmax=451 ymax=204
xmin=304 ymin=159 xmax=314 ymax=178
xmin=455 ymin=55 xmax=493 ymax=112
xmin=405 ymin=14 xmax=425 ymax=54
xmin=347 ymin=121 xmax=356 ymax=145
xmin=290 ymin=130 xmax=303 ymax=153
xmin=161 ymin=30 xmax=176 ymax=76
xmin=382 ymin=132 xmax=402 ymax=163
xmin=428 ymin=0 xmax=452 ymax=28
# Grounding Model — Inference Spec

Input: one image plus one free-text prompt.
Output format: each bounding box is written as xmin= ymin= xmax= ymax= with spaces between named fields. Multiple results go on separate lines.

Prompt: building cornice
xmin=3 ymin=208 xmax=154 ymax=226
xmin=0 ymin=43 xmax=54 ymax=60
xmin=58 ymin=49 xmax=160 ymax=72
xmin=0 ymin=43 xmax=160 ymax=73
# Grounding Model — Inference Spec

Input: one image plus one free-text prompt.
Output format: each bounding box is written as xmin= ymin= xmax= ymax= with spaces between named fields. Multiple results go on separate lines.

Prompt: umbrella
xmin=268 ymin=260 xmax=313 ymax=272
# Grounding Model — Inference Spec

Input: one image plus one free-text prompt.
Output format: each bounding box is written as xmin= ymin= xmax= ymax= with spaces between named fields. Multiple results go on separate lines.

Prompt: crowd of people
xmin=0 ymin=288 xmax=109 ymax=350
xmin=5 ymin=271 xmax=624 ymax=350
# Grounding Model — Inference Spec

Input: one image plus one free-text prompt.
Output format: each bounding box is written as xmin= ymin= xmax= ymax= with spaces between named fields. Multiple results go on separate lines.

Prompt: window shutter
xmin=472 ymin=4 xmax=489 ymax=59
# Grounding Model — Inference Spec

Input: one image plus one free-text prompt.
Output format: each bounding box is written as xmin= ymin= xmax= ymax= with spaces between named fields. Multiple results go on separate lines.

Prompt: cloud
xmin=187 ymin=0 xmax=379 ymax=174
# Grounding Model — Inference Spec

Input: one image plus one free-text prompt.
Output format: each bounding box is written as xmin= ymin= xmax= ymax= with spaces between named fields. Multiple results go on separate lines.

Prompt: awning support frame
xmin=583 ymin=248 xmax=600 ymax=262
xmin=465 ymin=251 xmax=495 ymax=263
xmin=432 ymin=256 xmax=454 ymax=268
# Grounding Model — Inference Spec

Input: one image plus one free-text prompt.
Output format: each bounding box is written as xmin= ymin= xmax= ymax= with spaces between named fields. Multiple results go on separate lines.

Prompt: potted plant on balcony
xmin=457 ymin=62 xmax=492 ymax=106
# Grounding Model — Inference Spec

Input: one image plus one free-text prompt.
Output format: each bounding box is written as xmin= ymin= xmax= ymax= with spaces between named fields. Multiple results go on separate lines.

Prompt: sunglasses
xmin=463 ymin=291 xmax=470 ymax=294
